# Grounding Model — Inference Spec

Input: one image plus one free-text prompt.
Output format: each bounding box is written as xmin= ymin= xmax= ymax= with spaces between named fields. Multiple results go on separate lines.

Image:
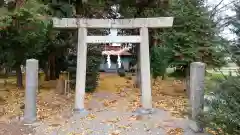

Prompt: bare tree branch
xmin=210 ymin=0 xmax=225 ymax=18
xmin=210 ymin=0 xmax=240 ymax=16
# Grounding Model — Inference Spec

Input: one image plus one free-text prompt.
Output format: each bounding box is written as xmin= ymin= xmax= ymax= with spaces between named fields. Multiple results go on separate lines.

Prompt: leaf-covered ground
xmin=0 ymin=73 xmax=200 ymax=135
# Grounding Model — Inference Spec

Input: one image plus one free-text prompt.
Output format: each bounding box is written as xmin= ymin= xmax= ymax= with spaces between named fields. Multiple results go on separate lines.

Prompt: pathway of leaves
xmin=0 ymin=73 xmax=191 ymax=135
xmin=32 ymin=88 xmax=197 ymax=135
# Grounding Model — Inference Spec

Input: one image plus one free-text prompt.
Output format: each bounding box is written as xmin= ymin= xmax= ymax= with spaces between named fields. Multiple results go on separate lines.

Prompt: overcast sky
xmin=207 ymin=0 xmax=237 ymax=40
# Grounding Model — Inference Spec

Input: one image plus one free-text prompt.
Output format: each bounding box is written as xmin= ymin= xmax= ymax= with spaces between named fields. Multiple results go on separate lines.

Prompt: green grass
xmin=205 ymin=72 xmax=227 ymax=93
xmin=0 ymin=7 xmax=8 ymax=16
xmin=206 ymin=72 xmax=226 ymax=81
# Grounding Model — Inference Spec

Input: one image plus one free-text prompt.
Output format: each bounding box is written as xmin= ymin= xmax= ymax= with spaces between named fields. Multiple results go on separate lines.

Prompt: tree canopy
xmin=163 ymin=0 xmax=226 ymax=69
xmin=0 ymin=0 xmax=51 ymax=87
xmin=0 ymin=0 xmax=229 ymax=85
xmin=229 ymin=3 xmax=240 ymax=66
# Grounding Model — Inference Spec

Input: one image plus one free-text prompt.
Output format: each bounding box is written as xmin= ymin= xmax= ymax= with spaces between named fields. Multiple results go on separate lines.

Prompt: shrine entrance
xmin=100 ymin=28 xmax=133 ymax=73
xmin=53 ymin=17 xmax=174 ymax=113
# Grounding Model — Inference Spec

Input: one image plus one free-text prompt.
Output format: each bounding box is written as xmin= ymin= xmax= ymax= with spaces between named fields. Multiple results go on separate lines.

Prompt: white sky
xmin=207 ymin=0 xmax=237 ymax=40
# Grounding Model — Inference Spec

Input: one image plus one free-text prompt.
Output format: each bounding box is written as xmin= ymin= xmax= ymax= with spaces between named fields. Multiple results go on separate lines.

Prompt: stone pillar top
xmin=26 ymin=59 xmax=38 ymax=62
xmin=191 ymin=62 xmax=205 ymax=66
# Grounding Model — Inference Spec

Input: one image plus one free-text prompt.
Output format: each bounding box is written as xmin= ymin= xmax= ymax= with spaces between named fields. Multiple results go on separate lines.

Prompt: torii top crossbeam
xmin=52 ymin=17 xmax=174 ymax=29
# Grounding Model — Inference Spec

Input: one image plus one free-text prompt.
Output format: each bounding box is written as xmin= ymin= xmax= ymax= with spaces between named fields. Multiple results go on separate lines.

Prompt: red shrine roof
xmin=103 ymin=45 xmax=132 ymax=56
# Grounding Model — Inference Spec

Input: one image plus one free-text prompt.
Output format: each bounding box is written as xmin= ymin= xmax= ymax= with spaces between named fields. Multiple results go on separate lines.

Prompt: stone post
xmin=189 ymin=62 xmax=205 ymax=132
xmin=23 ymin=59 xmax=38 ymax=123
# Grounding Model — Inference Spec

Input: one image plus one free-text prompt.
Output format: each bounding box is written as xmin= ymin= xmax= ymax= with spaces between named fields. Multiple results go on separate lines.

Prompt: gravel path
xmin=32 ymin=108 xmax=208 ymax=135
xmin=0 ymin=91 xmax=209 ymax=135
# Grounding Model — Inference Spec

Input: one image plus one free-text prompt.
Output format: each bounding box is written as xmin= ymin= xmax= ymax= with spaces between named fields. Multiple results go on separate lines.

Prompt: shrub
xmin=117 ymin=67 xmax=126 ymax=77
xmin=67 ymin=44 xmax=102 ymax=92
xmin=199 ymin=76 xmax=240 ymax=135
xmin=204 ymin=73 xmax=226 ymax=94
xmin=150 ymin=45 xmax=172 ymax=80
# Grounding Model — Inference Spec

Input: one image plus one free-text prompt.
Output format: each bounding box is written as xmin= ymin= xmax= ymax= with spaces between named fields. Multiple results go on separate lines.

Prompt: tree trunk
xmin=162 ymin=74 xmax=165 ymax=80
xmin=0 ymin=66 xmax=8 ymax=78
xmin=16 ymin=66 xmax=23 ymax=88
xmin=55 ymin=77 xmax=65 ymax=94
xmin=135 ymin=46 xmax=141 ymax=88
xmin=44 ymin=62 xmax=49 ymax=81
xmin=75 ymin=0 xmax=85 ymax=15
xmin=48 ymin=54 xmax=56 ymax=80
xmin=16 ymin=0 xmax=25 ymax=8
xmin=55 ymin=58 xmax=61 ymax=79
xmin=185 ymin=64 xmax=190 ymax=97
xmin=5 ymin=67 xmax=10 ymax=77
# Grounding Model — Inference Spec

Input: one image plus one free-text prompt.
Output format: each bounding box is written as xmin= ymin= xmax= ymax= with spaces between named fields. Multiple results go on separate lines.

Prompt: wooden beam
xmin=86 ymin=36 xmax=141 ymax=43
xmin=52 ymin=17 xmax=174 ymax=29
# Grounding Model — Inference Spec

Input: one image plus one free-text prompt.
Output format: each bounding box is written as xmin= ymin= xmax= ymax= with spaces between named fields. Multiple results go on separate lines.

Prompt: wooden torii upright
xmin=52 ymin=17 xmax=174 ymax=113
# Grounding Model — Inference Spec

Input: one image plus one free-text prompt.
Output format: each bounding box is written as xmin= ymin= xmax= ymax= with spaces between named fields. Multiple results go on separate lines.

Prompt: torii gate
xmin=52 ymin=17 xmax=174 ymax=113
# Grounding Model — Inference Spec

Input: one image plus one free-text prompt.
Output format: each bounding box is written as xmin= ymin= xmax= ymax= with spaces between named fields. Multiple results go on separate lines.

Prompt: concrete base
xmin=22 ymin=117 xmax=36 ymax=124
xmin=70 ymin=109 xmax=89 ymax=121
xmin=20 ymin=117 xmax=42 ymax=128
xmin=73 ymin=108 xmax=89 ymax=116
xmin=133 ymin=108 xmax=155 ymax=115
xmin=189 ymin=120 xmax=204 ymax=133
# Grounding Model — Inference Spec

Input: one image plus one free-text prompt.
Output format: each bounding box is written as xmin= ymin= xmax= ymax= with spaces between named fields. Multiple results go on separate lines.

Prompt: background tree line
xmin=1 ymin=0 xmax=240 ymax=133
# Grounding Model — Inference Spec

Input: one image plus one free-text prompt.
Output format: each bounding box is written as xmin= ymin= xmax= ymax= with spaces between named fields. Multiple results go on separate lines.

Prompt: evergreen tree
xmin=164 ymin=0 xmax=226 ymax=77
xmin=198 ymin=3 xmax=240 ymax=134
xmin=119 ymin=0 xmax=226 ymax=78
xmin=0 ymin=0 xmax=51 ymax=87
xmin=46 ymin=0 xmax=105 ymax=92
xmin=230 ymin=3 xmax=240 ymax=66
